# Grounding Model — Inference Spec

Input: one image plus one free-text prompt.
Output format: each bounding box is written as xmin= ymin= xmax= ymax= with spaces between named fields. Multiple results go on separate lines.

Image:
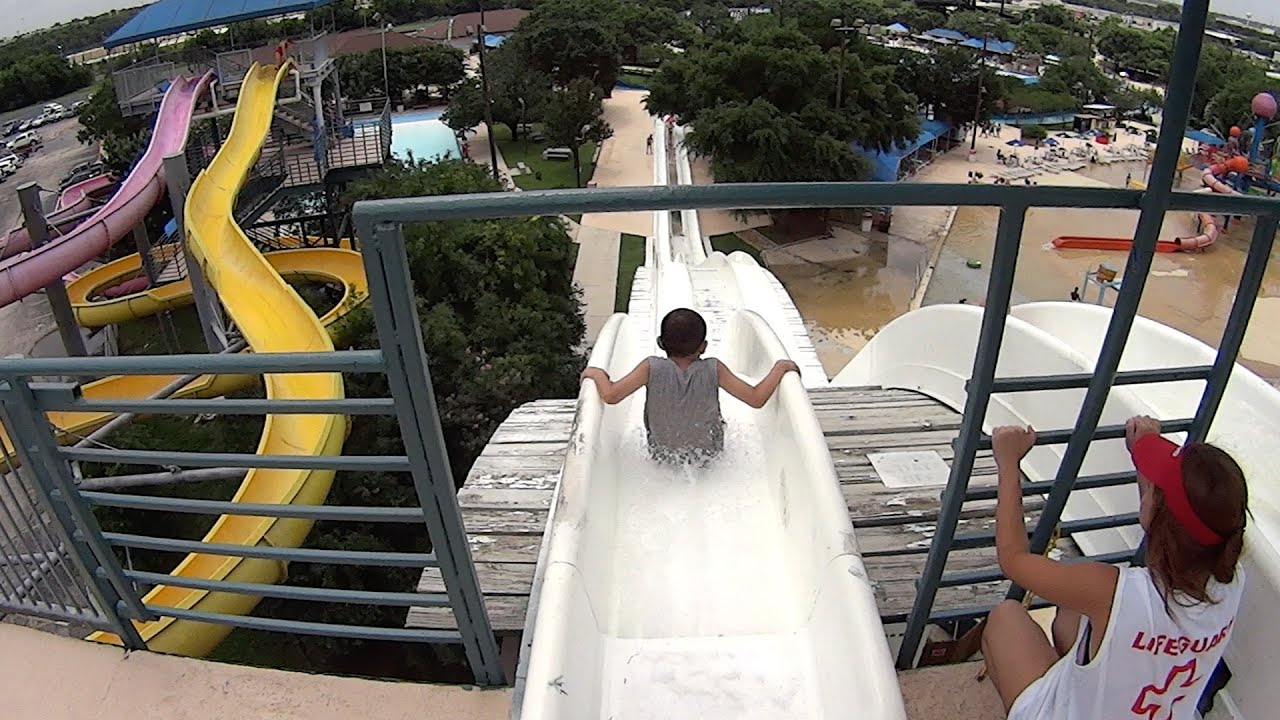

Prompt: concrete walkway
xmin=0 ymin=624 xmax=511 ymax=720
xmin=572 ymin=224 xmax=621 ymax=349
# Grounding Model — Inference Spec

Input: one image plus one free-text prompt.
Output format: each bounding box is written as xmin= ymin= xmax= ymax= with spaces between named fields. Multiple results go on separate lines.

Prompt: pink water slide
xmin=0 ymin=71 xmax=213 ymax=307
xmin=0 ymin=174 xmax=118 ymax=259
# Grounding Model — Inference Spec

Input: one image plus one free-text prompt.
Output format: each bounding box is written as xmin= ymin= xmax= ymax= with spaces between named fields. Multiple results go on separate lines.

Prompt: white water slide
xmin=835 ymin=301 xmax=1280 ymax=719
xmin=516 ymin=122 xmax=906 ymax=717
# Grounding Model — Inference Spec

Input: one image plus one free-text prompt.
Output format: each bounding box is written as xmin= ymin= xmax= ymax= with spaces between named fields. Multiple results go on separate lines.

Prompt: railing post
xmin=896 ymin=202 xmax=1029 ymax=669
xmin=1009 ymin=0 xmax=1212 ymax=603
xmin=355 ymin=217 xmax=506 ymax=685
xmin=0 ymin=377 xmax=151 ymax=646
xmin=164 ymin=152 xmax=227 ymax=352
xmin=1189 ymin=214 xmax=1278 ymax=442
xmin=17 ymin=182 xmax=86 ymax=357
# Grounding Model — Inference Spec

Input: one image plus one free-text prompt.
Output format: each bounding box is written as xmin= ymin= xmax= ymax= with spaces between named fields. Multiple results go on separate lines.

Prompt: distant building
xmin=412 ymin=9 xmax=529 ymax=50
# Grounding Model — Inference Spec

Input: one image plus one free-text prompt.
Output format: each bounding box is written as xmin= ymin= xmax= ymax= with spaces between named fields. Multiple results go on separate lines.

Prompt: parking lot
xmin=1 ymin=98 xmax=102 ymax=359
xmin=2 ymin=112 xmax=100 ymax=232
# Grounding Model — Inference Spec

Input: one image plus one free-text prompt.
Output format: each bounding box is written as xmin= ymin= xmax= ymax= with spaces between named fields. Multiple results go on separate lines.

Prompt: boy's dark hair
xmin=658 ymin=308 xmax=707 ymax=358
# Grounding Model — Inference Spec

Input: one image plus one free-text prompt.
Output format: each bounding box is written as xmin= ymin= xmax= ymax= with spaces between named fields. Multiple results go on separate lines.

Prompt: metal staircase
xmin=894 ymin=1 xmax=1278 ymax=671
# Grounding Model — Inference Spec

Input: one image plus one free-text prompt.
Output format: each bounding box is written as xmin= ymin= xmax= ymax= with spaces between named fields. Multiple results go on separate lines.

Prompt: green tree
xmin=646 ymin=26 xmax=918 ymax=183
xmin=0 ymin=53 xmax=93 ymax=113
xmin=76 ymin=81 xmax=149 ymax=173
xmin=1041 ymin=56 xmax=1116 ymax=106
xmin=339 ymin=44 xmax=465 ymax=101
xmin=445 ymin=40 xmax=556 ymax=141
xmin=898 ymin=46 xmax=1005 ymax=126
xmin=338 ymin=159 xmax=585 ymax=475
xmin=516 ymin=0 xmax=691 ymax=88
xmin=542 ymin=78 xmax=614 ymax=187
xmin=945 ymin=10 xmax=1011 ymax=41
xmin=1021 ymin=123 xmax=1048 ymax=141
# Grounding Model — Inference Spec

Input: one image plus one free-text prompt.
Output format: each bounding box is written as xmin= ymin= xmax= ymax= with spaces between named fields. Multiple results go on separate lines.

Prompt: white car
xmin=0 ymin=154 xmax=22 ymax=175
xmin=7 ymin=131 xmax=41 ymax=151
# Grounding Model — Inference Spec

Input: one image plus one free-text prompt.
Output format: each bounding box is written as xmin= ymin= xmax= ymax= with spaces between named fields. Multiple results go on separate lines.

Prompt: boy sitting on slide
xmin=580 ymin=308 xmax=799 ymax=463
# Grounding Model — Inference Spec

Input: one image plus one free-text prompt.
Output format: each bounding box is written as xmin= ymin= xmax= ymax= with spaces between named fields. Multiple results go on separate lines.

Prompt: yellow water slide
xmin=91 ymin=63 xmax=353 ymax=655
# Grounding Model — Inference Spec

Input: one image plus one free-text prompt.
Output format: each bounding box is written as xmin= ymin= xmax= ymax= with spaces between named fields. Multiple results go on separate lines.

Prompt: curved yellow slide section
xmin=68 ymin=247 xmax=368 ymax=328
xmin=91 ymin=63 xmax=349 ymax=656
xmin=0 ymin=248 xmax=366 ymax=462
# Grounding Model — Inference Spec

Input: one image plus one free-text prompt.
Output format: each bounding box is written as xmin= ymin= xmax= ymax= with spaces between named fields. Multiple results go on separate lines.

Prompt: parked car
xmin=69 ymin=100 xmax=87 ymax=115
xmin=59 ymin=161 xmax=106 ymax=190
xmin=7 ymin=130 xmax=41 ymax=152
xmin=0 ymin=154 xmax=21 ymax=176
xmin=1 ymin=120 xmax=19 ymax=137
xmin=17 ymin=119 xmax=33 ymax=132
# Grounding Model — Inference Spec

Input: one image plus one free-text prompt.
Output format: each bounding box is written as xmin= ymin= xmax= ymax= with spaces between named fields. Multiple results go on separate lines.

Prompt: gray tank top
xmin=644 ymin=356 xmax=724 ymax=462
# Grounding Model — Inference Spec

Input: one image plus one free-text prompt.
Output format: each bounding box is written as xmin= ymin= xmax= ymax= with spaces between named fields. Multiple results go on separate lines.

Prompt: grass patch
xmin=493 ymin=124 xmax=597 ymax=190
xmin=617 ymin=72 xmax=652 ymax=88
xmin=614 ymin=233 xmax=647 ymax=312
xmin=755 ymin=224 xmax=789 ymax=245
xmin=115 ymin=306 xmax=209 ymax=355
xmin=709 ymin=232 xmax=763 ymax=264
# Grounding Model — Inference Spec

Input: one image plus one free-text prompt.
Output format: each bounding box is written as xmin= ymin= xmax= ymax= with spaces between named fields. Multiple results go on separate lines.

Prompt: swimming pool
xmin=389 ymin=110 xmax=460 ymax=162
xmin=354 ymin=109 xmax=461 ymax=162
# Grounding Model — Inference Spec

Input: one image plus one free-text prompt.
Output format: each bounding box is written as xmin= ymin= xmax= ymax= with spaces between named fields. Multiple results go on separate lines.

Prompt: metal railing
xmin=246 ymin=211 xmax=350 ymax=252
xmin=1 ymin=0 xmax=1271 ymax=691
xmin=0 ymin=226 xmax=506 ymax=684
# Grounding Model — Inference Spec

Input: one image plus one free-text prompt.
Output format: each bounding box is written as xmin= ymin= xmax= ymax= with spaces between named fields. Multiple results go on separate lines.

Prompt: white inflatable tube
xmin=519 ymin=310 xmax=905 ymax=719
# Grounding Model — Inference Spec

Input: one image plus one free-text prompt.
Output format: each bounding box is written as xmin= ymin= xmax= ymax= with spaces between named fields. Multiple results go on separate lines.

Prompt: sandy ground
xmin=578 ymin=89 xmax=654 ymax=236
xmin=0 ymin=114 xmax=100 ymax=359
xmin=922 ymin=125 xmax=1280 ymax=380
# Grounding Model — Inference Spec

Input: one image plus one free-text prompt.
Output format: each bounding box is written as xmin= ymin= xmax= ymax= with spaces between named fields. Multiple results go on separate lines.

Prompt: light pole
xmin=970 ymin=36 xmax=989 ymax=154
xmin=378 ymin=18 xmax=392 ymax=103
xmin=473 ymin=0 xmax=501 ymax=184
xmin=831 ymin=19 xmax=862 ymax=110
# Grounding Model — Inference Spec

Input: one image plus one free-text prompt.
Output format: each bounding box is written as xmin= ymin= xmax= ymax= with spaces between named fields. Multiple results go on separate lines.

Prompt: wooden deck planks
xmin=406 ymin=386 xmax=1059 ymax=632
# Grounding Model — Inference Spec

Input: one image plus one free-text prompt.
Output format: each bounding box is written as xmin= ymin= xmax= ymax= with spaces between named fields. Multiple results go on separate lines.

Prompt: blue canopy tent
xmin=925 ymin=28 xmax=967 ymax=43
xmin=483 ymin=34 xmax=506 ymax=49
xmin=853 ymin=118 xmax=958 ymax=182
xmin=105 ymin=0 xmax=336 ymax=48
xmin=886 ymin=23 xmax=910 ymax=34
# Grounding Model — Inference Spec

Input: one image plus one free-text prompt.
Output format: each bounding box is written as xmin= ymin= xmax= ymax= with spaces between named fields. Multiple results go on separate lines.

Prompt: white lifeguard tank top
xmin=1010 ymin=566 xmax=1244 ymax=720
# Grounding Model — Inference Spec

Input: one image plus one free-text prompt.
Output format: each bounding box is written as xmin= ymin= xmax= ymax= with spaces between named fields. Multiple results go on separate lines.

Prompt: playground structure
xmin=2 ymin=1 xmax=1280 ymax=717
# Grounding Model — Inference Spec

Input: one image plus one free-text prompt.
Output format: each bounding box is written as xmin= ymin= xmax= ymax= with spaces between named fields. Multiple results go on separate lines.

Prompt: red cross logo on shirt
xmin=1131 ymin=659 xmax=1202 ymax=720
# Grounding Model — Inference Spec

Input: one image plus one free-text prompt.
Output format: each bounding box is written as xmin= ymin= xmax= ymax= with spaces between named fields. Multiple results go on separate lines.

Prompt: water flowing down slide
xmin=0 ymin=72 xmax=214 ymax=306
xmin=89 ymin=63 xmax=353 ymax=656
xmin=1010 ymin=302 xmax=1280 ymax=720
xmin=519 ymin=117 xmax=901 ymax=718
xmin=521 ymin=309 xmax=905 ymax=720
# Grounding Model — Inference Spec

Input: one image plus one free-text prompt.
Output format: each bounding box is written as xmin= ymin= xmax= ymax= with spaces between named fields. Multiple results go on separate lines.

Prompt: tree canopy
xmin=516 ymin=0 xmax=691 ymax=88
xmin=339 ymin=43 xmax=466 ymax=102
xmin=646 ymin=26 xmax=918 ymax=183
xmin=542 ymin=78 xmax=614 ymax=187
xmin=445 ymin=39 xmax=553 ymax=142
xmin=0 ymin=53 xmax=92 ymax=113
xmin=895 ymin=46 xmax=1006 ymax=127
xmin=339 ymin=159 xmax=584 ymax=475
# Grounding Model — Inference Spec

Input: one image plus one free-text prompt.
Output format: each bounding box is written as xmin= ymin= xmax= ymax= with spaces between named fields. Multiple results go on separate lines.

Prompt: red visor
xmin=1131 ymin=434 xmax=1223 ymax=546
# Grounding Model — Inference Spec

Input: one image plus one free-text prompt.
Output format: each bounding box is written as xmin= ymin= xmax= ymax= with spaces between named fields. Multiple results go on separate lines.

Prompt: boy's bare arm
xmin=717 ymin=359 xmax=800 ymax=409
xmin=580 ymin=360 xmax=650 ymax=404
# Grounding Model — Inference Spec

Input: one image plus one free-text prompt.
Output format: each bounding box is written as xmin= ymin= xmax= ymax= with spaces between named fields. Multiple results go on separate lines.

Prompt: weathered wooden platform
xmin=405 ymin=386 xmax=1079 ymax=632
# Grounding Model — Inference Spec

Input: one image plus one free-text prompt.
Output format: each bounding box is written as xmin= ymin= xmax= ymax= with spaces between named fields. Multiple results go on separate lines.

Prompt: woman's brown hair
xmin=1145 ymin=442 xmax=1248 ymax=607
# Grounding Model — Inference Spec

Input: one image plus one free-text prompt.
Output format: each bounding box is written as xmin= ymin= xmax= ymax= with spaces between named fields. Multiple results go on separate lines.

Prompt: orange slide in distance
xmin=1051 ymin=236 xmax=1191 ymax=253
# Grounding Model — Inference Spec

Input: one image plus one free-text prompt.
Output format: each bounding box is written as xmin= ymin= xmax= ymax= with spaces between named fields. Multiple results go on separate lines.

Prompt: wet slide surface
xmin=0 ymin=72 xmax=213 ymax=307
xmin=518 ymin=120 xmax=903 ymax=718
xmin=90 ymin=63 xmax=356 ymax=656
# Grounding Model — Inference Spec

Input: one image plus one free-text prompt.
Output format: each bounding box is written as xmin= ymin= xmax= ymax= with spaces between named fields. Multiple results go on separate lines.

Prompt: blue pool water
xmin=352 ymin=109 xmax=460 ymax=162
xmin=389 ymin=110 xmax=460 ymax=162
